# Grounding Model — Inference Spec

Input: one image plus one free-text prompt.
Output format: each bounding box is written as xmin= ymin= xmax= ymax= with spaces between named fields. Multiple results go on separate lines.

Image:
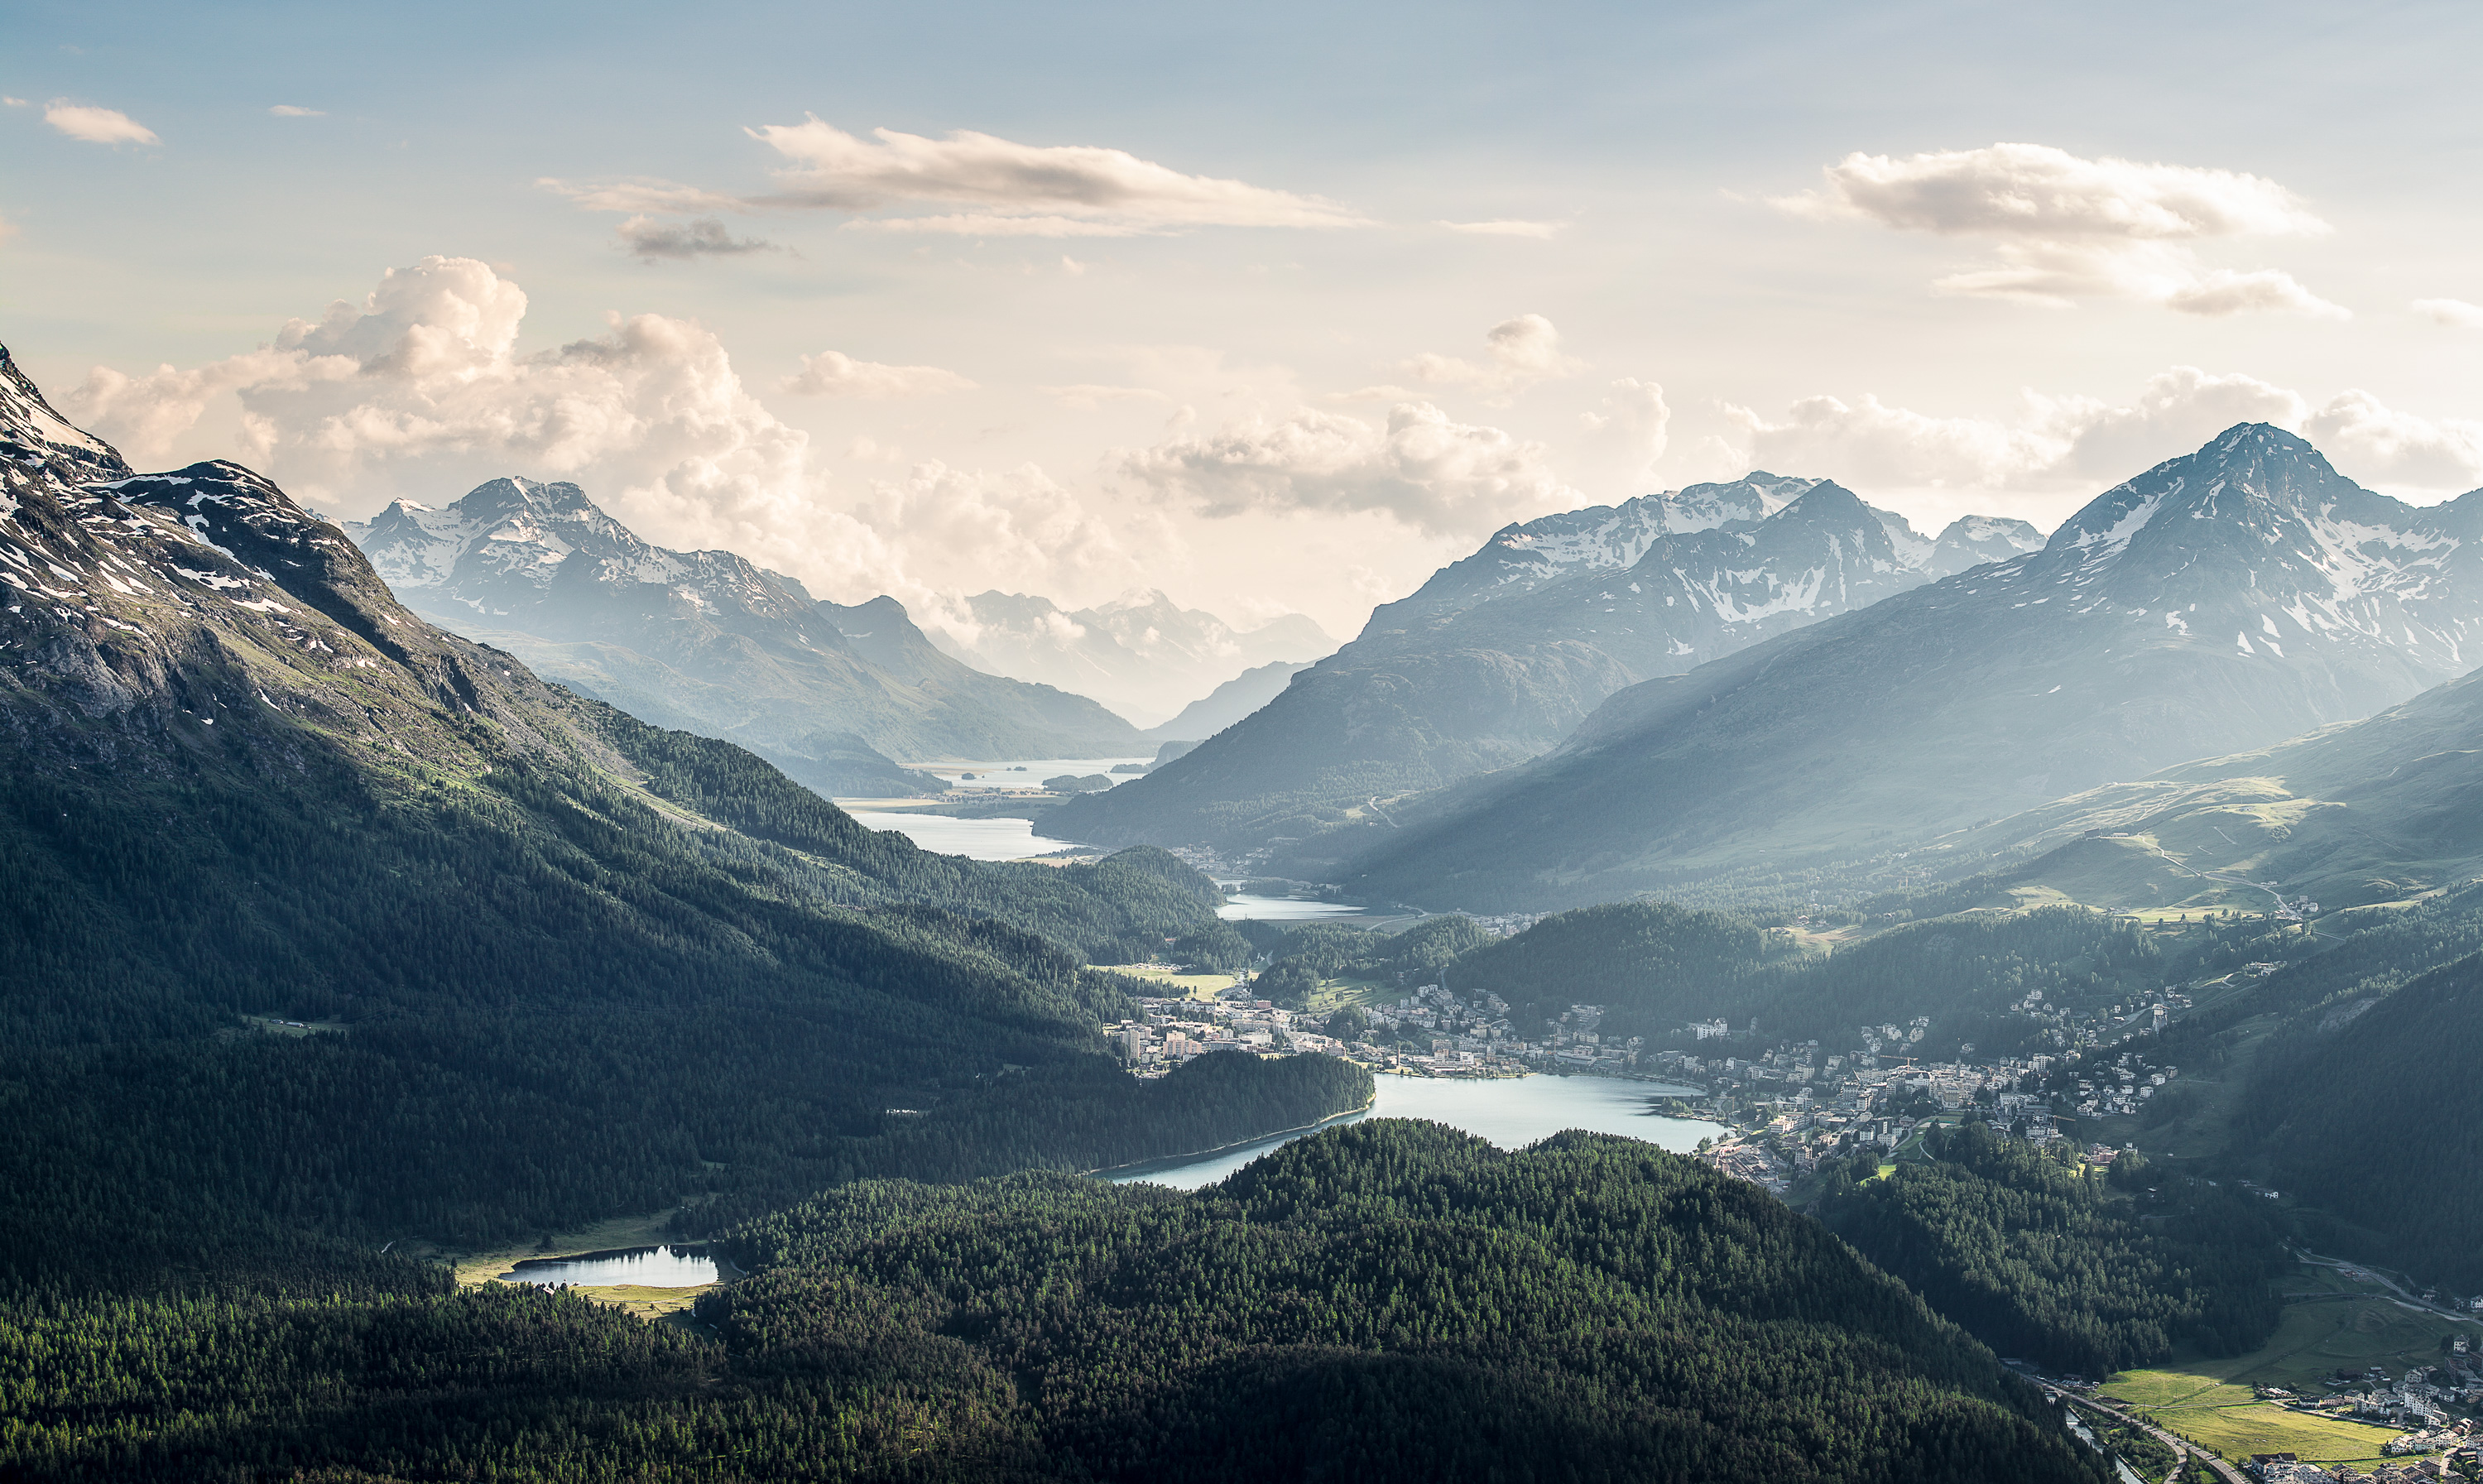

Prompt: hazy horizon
xmin=7 ymin=0 xmax=2481 ymax=637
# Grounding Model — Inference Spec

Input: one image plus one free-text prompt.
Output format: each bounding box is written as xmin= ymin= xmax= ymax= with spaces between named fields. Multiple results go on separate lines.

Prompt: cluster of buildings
xmin=2327 ymin=1360 xmax=2483 ymax=1434
xmin=1111 ymin=988 xmax=1347 ymax=1071
xmin=2251 ymin=1455 xmax=2471 ymax=1483
xmin=1678 ymin=1034 xmax=2188 ymax=1190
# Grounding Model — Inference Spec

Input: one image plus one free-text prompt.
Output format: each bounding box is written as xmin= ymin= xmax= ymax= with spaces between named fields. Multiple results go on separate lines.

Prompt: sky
xmin=7 ymin=0 xmax=2482 ymax=639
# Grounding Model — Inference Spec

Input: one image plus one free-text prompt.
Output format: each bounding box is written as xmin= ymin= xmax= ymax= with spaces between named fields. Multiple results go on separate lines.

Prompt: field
xmin=2103 ymin=1269 xmax=2479 ymax=1467
xmin=563 ymin=1283 xmax=721 ymax=1322
xmin=1112 ymin=964 xmax=1246 ymax=1000
xmin=1304 ymin=975 xmax=1395 ymax=1013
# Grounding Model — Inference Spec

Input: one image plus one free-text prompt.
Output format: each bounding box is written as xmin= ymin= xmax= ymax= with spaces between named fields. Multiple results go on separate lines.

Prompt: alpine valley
xmin=1055 ymin=473 xmax=2041 ymax=866
xmin=15 ymin=328 xmax=2483 ymax=1484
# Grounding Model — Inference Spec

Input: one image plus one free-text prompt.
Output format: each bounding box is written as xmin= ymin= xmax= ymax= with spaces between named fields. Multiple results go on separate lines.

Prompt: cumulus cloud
xmin=1107 ymin=401 xmax=1578 ymax=536
xmin=1724 ymin=367 xmax=2483 ymax=497
xmin=43 ymin=101 xmax=158 ymax=146
xmin=2413 ymin=298 xmax=2483 ymax=330
xmin=781 ymin=350 xmax=976 ymax=398
xmin=1779 ymin=142 xmax=2343 ymax=316
xmin=1438 ymin=219 xmax=1565 ymax=238
xmin=616 ymin=214 xmax=779 ymax=260
xmin=853 ymin=460 xmax=1159 ymax=604
xmin=545 ymin=118 xmax=1364 ymax=238
xmin=1573 ymin=378 xmax=1672 ymax=493
xmin=1395 ymin=315 xmax=1583 ymax=404
xmin=59 ymin=255 xmax=1163 ymax=613
xmin=69 ymin=257 xmax=819 ymax=554
xmin=268 ymin=104 xmax=324 ymax=117
xmin=2303 ymin=391 xmax=2483 ymax=489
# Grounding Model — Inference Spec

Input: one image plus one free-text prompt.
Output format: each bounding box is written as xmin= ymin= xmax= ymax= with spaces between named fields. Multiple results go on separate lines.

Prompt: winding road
xmin=2057 ymin=1389 xmax=2246 ymax=1484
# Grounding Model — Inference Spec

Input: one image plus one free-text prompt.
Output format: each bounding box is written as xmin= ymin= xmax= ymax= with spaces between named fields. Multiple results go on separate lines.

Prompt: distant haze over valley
xmin=923 ymin=588 xmax=1336 ymax=730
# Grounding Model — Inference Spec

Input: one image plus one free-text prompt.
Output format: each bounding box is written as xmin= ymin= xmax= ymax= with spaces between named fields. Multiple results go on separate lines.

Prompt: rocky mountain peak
xmin=2 ymin=343 xmax=132 ymax=489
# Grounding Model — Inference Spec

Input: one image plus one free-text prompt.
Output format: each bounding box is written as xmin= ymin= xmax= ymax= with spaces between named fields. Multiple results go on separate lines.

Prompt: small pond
xmin=502 ymin=1245 xmax=720 ymax=1288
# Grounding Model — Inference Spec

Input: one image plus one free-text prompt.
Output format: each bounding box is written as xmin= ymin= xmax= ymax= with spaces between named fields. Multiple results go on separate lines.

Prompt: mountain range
xmin=1342 ymin=425 xmax=2483 ymax=911
xmin=1053 ymin=475 xmax=2041 ymax=862
xmin=346 ymin=478 xmax=1147 ymax=793
xmin=925 ymin=588 xmax=1335 ymax=729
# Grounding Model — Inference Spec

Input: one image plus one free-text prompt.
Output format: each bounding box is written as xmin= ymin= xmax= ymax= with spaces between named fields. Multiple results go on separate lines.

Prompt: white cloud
xmin=1574 ymin=377 xmax=1672 ymax=494
xmin=1438 ymin=219 xmax=1565 ymax=238
xmin=781 ymin=350 xmax=976 ymax=398
xmin=853 ymin=460 xmax=1160 ymax=604
xmin=2303 ymin=391 xmax=2483 ymax=489
xmin=1727 ymin=367 xmax=2305 ymax=493
xmin=57 ymin=255 xmax=1165 ymax=615
xmin=268 ymin=104 xmax=324 ymax=117
xmin=1397 ymin=314 xmax=1583 ymax=403
xmin=43 ymin=101 xmax=158 ymax=146
xmin=616 ymin=215 xmax=779 ymax=260
xmin=2 ymin=98 xmax=29 ymax=108
xmin=545 ymin=119 xmax=1365 ymax=237
xmin=2413 ymin=297 xmax=2483 ymax=330
xmin=840 ymin=213 xmax=1153 ymax=238
xmin=1784 ymin=142 xmax=2324 ymax=241
xmin=540 ymin=177 xmax=744 ymax=214
xmin=1779 ymin=142 xmax=2343 ymax=316
xmin=2162 ymin=267 xmax=2348 ymax=319
xmin=1724 ymin=367 xmax=2483 ymax=500
xmin=1107 ymin=401 xmax=1578 ymax=536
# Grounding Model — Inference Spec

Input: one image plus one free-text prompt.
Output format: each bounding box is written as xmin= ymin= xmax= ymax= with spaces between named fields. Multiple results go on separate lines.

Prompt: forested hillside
xmin=0 ymin=343 xmax=1362 ymax=1297
xmin=2234 ymin=947 xmax=2483 ymax=1289
xmin=1429 ymin=899 xmax=2288 ymax=1054
xmin=0 ymin=1121 xmax=2108 ymax=1482
xmin=1821 ymin=1124 xmax=2287 ymax=1377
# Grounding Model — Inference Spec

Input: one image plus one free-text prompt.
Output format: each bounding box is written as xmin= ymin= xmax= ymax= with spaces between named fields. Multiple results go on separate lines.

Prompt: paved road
xmin=2135 ymin=843 xmax=2345 ymax=942
xmin=2293 ymin=1247 xmax=2483 ymax=1325
xmin=2058 ymin=1388 xmax=2247 ymax=1484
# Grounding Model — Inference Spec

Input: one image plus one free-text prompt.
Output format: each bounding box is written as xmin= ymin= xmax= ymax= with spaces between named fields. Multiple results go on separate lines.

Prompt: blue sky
xmin=7 ymin=0 xmax=2481 ymax=632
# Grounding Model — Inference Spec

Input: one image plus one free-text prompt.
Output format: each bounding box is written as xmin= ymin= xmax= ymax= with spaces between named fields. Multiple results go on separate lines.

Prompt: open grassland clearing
xmin=2105 ymin=1280 xmax=2478 ymax=1466
xmin=1114 ymin=966 xmax=1246 ymax=999
xmin=564 ymin=1283 xmax=720 ymax=1320
xmin=2135 ymin=1400 xmax=2401 ymax=1467
xmin=1304 ymin=975 xmax=1395 ymax=1013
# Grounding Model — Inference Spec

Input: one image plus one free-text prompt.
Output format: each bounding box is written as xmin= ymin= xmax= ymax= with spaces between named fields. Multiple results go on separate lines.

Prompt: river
xmin=1106 ymin=1073 xmax=1722 ymax=1189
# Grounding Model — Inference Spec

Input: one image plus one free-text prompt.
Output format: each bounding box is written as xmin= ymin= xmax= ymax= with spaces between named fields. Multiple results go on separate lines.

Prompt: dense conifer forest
xmin=1819 ymin=1123 xmax=2287 ymax=1377
xmin=0 ymin=1122 xmax=2109 ymax=1483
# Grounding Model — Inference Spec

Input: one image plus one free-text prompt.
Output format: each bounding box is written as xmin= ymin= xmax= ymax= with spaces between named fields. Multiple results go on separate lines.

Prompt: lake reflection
xmin=844 ymin=810 xmax=1088 ymax=862
xmin=1214 ymin=891 xmax=1371 ymax=921
xmin=1107 ymin=1073 xmax=1722 ymax=1190
xmin=502 ymin=1245 xmax=719 ymax=1288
